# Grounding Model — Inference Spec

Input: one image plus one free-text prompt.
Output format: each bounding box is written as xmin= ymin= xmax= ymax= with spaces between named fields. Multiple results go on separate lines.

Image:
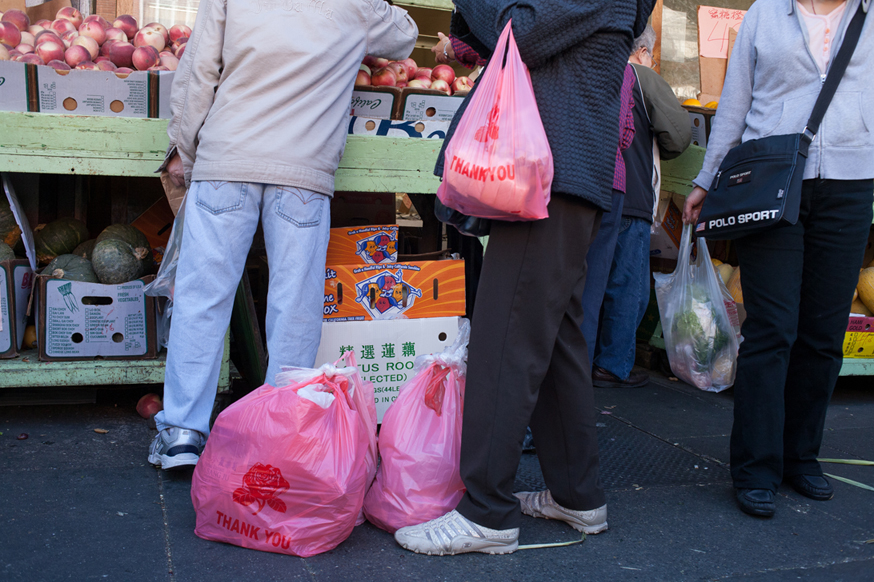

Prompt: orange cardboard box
xmin=326 ymin=225 xmax=400 ymax=266
xmin=324 ymin=260 xmax=465 ymax=321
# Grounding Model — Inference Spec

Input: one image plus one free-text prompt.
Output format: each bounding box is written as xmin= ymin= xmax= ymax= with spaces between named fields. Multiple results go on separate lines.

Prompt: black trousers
xmin=731 ymin=178 xmax=874 ymax=491
xmin=455 ymin=193 xmax=606 ymax=530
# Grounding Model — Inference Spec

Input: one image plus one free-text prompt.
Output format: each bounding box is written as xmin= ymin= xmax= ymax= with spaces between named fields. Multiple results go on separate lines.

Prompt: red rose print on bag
xmin=474 ymin=105 xmax=500 ymax=143
xmin=233 ymin=463 xmax=290 ymax=515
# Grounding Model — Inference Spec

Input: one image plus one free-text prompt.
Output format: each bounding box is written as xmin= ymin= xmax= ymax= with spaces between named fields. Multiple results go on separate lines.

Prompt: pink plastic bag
xmin=191 ymin=363 xmax=371 ymax=557
xmin=437 ymin=20 xmax=553 ymax=221
xmin=363 ymin=321 xmax=470 ymax=533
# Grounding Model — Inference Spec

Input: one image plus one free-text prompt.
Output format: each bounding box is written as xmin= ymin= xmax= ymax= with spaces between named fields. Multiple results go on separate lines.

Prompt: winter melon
xmin=92 ymin=239 xmax=146 ymax=284
xmin=717 ymin=263 xmax=735 ymax=286
xmin=42 ymin=254 xmax=99 ymax=283
xmin=727 ymin=266 xmax=743 ymax=304
xmin=73 ymin=239 xmax=97 ymax=260
xmin=857 ymin=268 xmax=874 ymax=313
xmin=0 ymin=241 xmax=14 ymax=262
xmin=34 ymin=217 xmax=90 ymax=265
xmin=851 ymin=298 xmax=873 ymax=317
xmin=711 ymin=258 xmax=723 ymax=267
xmin=96 ymin=224 xmax=152 ymax=277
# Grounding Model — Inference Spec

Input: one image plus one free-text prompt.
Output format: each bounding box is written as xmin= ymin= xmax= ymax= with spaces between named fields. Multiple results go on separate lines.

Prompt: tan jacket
xmin=162 ymin=0 xmax=418 ymax=195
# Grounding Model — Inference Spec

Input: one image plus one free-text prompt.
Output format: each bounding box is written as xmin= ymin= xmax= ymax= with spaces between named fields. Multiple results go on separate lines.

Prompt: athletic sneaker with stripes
xmin=394 ymin=510 xmax=520 ymax=555
xmin=515 ymin=490 xmax=609 ymax=534
xmin=148 ymin=427 xmax=205 ymax=470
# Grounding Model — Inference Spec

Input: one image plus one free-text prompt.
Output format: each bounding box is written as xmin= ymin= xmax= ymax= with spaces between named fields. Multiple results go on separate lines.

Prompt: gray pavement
xmin=1 ymin=373 xmax=873 ymax=582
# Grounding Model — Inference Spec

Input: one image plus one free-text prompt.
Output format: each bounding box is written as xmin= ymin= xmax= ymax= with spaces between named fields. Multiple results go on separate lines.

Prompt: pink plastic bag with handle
xmin=437 ymin=20 xmax=553 ymax=221
xmin=190 ymin=363 xmax=370 ymax=557
xmin=363 ymin=321 xmax=470 ymax=533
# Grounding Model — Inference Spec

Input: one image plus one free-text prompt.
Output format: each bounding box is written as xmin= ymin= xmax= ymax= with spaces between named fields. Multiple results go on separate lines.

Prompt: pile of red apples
xmin=0 ymin=8 xmax=190 ymax=73
xmin=357 ymin=56 xmax=473 ymax=96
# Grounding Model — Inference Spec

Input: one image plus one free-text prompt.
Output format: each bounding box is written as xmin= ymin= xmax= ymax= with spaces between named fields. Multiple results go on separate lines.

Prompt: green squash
xmin=0 ymin=201 xmax=24 ymax=254
xmin=34 ymin=217 xmax=90 ymax=265
xmin=96 ymin=224 xmax=152 ymax=276
xmin=42 ymin=254 xmax=100 ymax=283
xmin=0 ymin=241 xmax=14 ymax=263
xmin=73 ymin=239 xmax=97 ymax=260
xmin=92 ymin=239 xmax=146 ymax=285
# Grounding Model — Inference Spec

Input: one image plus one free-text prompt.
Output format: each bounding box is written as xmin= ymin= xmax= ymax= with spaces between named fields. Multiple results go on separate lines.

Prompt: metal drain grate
xmin=514 ymin=416 xmax=729 ymax=492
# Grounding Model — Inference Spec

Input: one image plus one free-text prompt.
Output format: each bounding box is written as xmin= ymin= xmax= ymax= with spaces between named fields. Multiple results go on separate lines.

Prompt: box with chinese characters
xmin=314 ymin=316 xmax=463 ymax=421
xmin=323 ymin=260 xmax=465 ymax=322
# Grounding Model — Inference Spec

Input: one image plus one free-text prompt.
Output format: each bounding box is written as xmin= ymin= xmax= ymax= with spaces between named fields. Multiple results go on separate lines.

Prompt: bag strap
xmin=803 ymin=2 xmax=867 ymax=143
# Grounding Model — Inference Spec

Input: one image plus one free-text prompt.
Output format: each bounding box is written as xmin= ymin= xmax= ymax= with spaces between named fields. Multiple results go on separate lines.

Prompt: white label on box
xmin=313 ymin=316 xmax=462 ymax=422
xmin=45 ymin=279 xmax=149 ymax=357
xmin=350 ymin=90 xmax=396 ymax=119
xmin=37 ymin=68 xmax=149 ymax=118
xmin=689 ymin=112 xmax=708 ymax=148
xmin=0 ymin=269 xmax=8 ymax=347
xmin=402 ymin=94 xmax=464 ymax=122
xmin=348 ymin=116 xmax=449 ymax=140
xmin=0 ymin=61 xmax=28 ymax=113
xmin=157 ymin=70 xmax=174 ymax=119
xmin=13 ymin=264 xmax=32 ymax=349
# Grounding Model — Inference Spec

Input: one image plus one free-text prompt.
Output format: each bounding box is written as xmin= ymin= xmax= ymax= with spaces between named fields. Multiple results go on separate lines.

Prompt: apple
xmin=174 ymin=43 xmax=186 ymax=59
xmin=169 ymin=24 xmax=191 ymax=43
xmin=359 ymin=63 xmax=371 ymax=75
xmin=170 ymin=37 xmax=187 ymax=52
xmin=159 ymin=51 xmax=179 ymax=70
xmin=1 ymin=9 xmax=29 ymax=32
xmin=355 ymin=70 xmax=370 ymax=86
xmin=147 ymin=64 xmax=169 ymax=71
xmin=100 ymin=39 xmax=117 ymax=57
xmin=75 ymin=61 xmax=99 ymax=70
xmin=143 ymin=22 xmax=169 ymax=45
xmin=19 ymin=31 xmax=34 ymax=46
xmin=35 ymin=20 xmax=52 ymax=28
xmin=14 ymin=43 xmax=33 ymax=54
xmin=105 ymin=27 xmax=127 ymax=43
xmin=386 ymin=61 xmax=407 ymax=83
xmin=452 ymin=76 xmax=473 ymax=93
xmin=78 ymin=21 xmax=106 ymax=45
xmin=34 ymin=30 xmax=62 ymax=45
xmin=0 ymin=23 xmax=21 ymax=48
xmin=361 ymin=55 xmax=379 ymax=68
xmin=136 ymin=393 xmax=163 ymax=419
xmin=132 ymin=45 xmax=160 ymax=70
xmin=56 ymin=7 xmax=83 ymax=29
xmin=61 ymin=30 xmax=79 ymax=48
xmin=64 ymin=44 xmax=91 ymax=67
xmin=112 ymin=15 xmax=138 ymax=40
xmin=133 ymin=28 xmax=164 ymax=52
xmin=115 ymin=66 xmax=133 ymax=74
xmin=82 ymin=15 xmax=110 ymax=30
xmin=407 ymin=78 xmax=431 ymax=89
xmin=50 ymin=18 xmax=77 ymax=36
xmin=27 ymin=25 xmax=46 ymax=36
xmin=73 ymin=35 xmax=99 ymax=59
xmin=431 ymin=64 xmax=455 ymax=85
xmin=366 ymin=57 xmax=389 ymax=69
xmin=399 ymin=57 xmax=417 ymax=79
xmin=19 ymin=53 xmax=44 ymax=65
xmin=395 ymin=81 xmax=407 ymax=88
xmin=36 ymin=39 xmax=65 ymax=64
xmin=47 ymin=59 xmax=71 ymax=71
xmin=0 ymin=44 xmax=8 ymax=61
xmin=370 ymin=67 xmax=396 ymax=87
xmin=96 ymin=59 xmax=117 ymax=71
xmin=415 ymin=67 xmax=432 ymax=79
xmin=108 ymin=41 xmax=135 ymax=68
xmin=430 ymin=79 xmax=452 ymax=96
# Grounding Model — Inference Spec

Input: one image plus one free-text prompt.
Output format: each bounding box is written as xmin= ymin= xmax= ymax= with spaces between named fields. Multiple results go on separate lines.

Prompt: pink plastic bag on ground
xmin=363 ymin=321 xmax=470 ymax=533
xmin=191 ymin=363 xmax=371 ymax=557
xmin=437 ymin=20 xmax=553 ymax=221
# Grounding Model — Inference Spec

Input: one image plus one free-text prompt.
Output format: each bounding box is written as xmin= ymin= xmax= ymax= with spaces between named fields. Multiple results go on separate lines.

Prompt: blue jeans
xmin=155 ymin=181 xmax=331 ymax=436
xmin=593 ymin=216 xmax=651 ymax=379
xmin=582 ymin=192 xmax=624 ymax=367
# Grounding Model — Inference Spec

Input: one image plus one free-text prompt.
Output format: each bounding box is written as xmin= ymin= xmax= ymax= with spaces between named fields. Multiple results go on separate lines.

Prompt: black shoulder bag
xmin=695 ymin=3 xmax=866 ymax=240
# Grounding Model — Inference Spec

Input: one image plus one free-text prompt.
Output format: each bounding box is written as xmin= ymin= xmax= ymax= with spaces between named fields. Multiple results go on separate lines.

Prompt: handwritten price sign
xmin=698 ymin=6 xmax=746 ymax=59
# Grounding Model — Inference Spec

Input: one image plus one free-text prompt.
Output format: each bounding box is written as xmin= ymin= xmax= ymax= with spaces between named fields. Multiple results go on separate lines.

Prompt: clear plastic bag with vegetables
xmin=654 ymin=224 xmax=740 ymax=392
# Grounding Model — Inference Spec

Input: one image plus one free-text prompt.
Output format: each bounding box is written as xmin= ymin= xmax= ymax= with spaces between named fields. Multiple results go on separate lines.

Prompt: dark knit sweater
xmin=434 ymin=0 xmax=655 ymax=212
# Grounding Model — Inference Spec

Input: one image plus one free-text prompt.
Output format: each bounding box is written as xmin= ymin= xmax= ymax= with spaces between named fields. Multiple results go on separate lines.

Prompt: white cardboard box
xmin=313 ymin=316 xmax=462 ymax=422
xmin=156 ymin=70 xmax=174 ymax=119
xmin=350 ymin=87 xmax=399 ymax=120
xmin=0 ymin=61 xmax=28 ymax=113
xmin=36 ymin=67 xmax=152 ymax=118
xmin=348 ymin=116 xmax=450 ymax=140
xmin=1 ymin=174 xmax=36 ymax=358
xmin=400 ymin=91 xmax=465 ymax=122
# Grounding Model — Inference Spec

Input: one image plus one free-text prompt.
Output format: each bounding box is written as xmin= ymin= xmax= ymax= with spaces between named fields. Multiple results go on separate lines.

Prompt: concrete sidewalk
xmin=1 ymin=373 xmax=873 ymax=581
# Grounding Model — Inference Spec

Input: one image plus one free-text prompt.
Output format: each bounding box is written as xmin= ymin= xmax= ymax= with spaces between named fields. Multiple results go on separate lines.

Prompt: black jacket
xmin=435 ymin=0 xmax=656 ymax=212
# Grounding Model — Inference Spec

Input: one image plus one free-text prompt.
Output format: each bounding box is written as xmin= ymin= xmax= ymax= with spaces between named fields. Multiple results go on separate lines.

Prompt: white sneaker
xmin=148 ymin=427 xmax=205 ymax=470
xmin=394 ymin=510 xmax=520 ymax=555
xmin=515 ymin=490 xmax=608 ymax=534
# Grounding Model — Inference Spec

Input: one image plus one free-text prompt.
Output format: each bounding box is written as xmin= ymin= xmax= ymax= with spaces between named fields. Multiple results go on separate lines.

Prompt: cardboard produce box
xmin=326 ymin=225 xmax=399 ymax=266
xmin=314 ymin=316 xmax=462 ymax=421
xmin=35 ymin=66 xmax=161 ymax=118
xmin=350 ymin=86 xmax=402 ymax=120
xmin=843 ymin=316 xmax=874 ymax=359
xmin=323 ymin=259 xmax=465 ymax=322
xmin=35 ymin=275 xmax=158 ymax=361
xmin=0 ymin=61 xmax=29 ymax=113
xmin=399 ymin=87 xmax=468 ymax=122
xmin=684 ymin=105 xmax=716 ymax=148
xmin=1 ymin=174 xmax=36 ymax=358
xmin=348 ymin=116 xmax=450 ymax=140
